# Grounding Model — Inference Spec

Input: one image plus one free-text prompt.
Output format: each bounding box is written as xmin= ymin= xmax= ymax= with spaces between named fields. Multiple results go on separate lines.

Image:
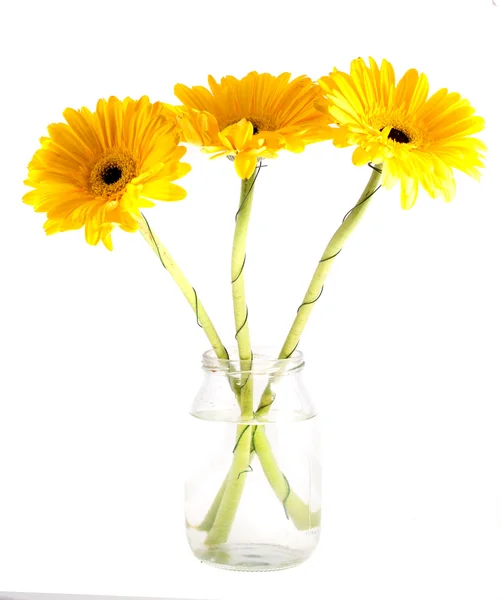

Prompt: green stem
xmin=280 ymin=164 xmax=382 ymax=359
xmin=238 ymin=165 xmax=382 ymax=531
xmin=137 ymin=214 xmax=229 ymax=360
xmin=196 ymin=472 xmax=229 ymax=532
xmin=204 ymin=425 xmax=253 ymax=546
xmin=203 ymin=169 xmax=260 ymax=545
xmin=231 ymin=172 xmax=258 ymax=419
xmin=253 ymin=426 xmax=320 ymax=530
xmin=256 ymin=163 xmax=382 ymax=414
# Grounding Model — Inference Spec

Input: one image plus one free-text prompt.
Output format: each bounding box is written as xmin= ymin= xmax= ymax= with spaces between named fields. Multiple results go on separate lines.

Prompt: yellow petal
xmin=101 ymin=224 xmax=114 ymax=251
xmin=234 ymin=153 xmax=257 ymax=179
xmin=141 ymin=181 xmax=187 ymax=201
xmin=400 ymin=176 xmax=419 ymax=209
xmin=284 ymin=136 xmax=305 ymax=153
xmin=84 ymin=221 xmax=100 ymax=246
xmin=221 ymin=119 xmax=254 ymax=151
xmin=352 ymin=146 xmax=371 ymax=166
xmin=331 ymin=126 xmax=351 ymax=147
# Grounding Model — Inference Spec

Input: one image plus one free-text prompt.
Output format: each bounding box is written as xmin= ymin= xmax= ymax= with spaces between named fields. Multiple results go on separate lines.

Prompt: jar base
xmin=194 ymin=542 xmax=313 ymax=572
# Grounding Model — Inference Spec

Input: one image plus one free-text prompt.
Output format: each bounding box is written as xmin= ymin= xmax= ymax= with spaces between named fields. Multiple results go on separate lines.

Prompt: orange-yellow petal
xmin=234 ymin=153 xmax=258 ymax=180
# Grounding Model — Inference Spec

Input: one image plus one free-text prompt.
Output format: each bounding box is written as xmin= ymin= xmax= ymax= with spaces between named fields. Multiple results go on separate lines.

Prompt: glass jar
xmin=184 ymin=348 xmax=321 ymax=571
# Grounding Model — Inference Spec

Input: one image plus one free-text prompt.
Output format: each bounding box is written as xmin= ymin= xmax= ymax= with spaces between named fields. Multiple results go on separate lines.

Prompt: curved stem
xmin=253 ymin=426 xmax=320 ymax=530
xmin=256 ymin=163 xmax=382 ymax=414
xmin=137 ymin=213 xmax=229 ymax=360
xmin=279 ymin=163 xmax=382 ymax=359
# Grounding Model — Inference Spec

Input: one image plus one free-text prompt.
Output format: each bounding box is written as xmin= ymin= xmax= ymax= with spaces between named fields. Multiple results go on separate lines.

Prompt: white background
xmin=0 ymin=1 xmax=501 ymax=599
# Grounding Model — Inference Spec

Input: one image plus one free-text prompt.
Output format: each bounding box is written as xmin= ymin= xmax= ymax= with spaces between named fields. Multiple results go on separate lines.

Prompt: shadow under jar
xmin=184 ymin=348 xmax=321 ymax=571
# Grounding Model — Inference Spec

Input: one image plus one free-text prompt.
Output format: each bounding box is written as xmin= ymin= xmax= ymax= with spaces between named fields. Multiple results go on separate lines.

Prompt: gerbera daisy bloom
xmin=174 ymin=71 xmax=333 ymax=179
xmin=319 ymin=58 xmax=486 ymax=208
xmin=24 ymin=96 xmax=190 ymax=250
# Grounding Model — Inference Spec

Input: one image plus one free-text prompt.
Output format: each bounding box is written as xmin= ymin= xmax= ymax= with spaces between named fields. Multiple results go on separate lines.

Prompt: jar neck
xmin=202 ymin=347 xmax=305 ymax=377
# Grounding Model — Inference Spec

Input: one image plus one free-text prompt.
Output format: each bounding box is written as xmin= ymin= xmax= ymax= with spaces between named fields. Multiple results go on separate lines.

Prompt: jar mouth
xmin=202 ymin=346 xmax=305 ymax=375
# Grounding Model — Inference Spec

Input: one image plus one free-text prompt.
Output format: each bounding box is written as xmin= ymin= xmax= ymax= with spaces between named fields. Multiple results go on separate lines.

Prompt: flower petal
xmin=234 ymin=153 xmax=257 ymax=179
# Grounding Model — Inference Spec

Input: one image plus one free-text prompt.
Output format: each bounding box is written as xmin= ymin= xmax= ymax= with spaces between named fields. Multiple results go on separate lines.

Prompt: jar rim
xmin=202 ymin=346 xmax=305 ymax=375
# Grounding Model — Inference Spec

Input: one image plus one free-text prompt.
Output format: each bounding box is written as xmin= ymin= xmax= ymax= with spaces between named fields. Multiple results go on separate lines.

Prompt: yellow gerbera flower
xmin=174 ymin=71 xmax=333 ymax=179
xmin=319 ymin=58 xmax=486 ymax=208
xmin=24 ymin=96 xmax=190 ymax=250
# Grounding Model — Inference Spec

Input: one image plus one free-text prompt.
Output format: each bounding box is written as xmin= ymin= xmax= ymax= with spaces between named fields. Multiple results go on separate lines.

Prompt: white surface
xmin=0 ymin=595 xmax=189 ymax=600
xmin=1 ymin=1 xmax=501 ymax=599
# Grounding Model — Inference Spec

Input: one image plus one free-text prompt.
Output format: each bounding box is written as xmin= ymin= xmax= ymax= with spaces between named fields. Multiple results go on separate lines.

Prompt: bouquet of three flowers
xmin=24 ymin=58 xmax=485 ymax=571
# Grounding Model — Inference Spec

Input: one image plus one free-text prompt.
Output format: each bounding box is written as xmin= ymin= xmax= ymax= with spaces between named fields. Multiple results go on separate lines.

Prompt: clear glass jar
xmin=184 ymin=348 xmax=321 ymax=571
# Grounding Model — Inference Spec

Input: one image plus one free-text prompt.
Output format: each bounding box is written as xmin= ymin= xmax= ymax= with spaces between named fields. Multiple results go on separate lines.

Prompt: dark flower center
xmin=102 ymin=165 xmax=122 ymax=185
xmin=252 ymin=125 xmax=259 ymax=135
xmin=387 ymin=128 xmax=410 ymax=144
